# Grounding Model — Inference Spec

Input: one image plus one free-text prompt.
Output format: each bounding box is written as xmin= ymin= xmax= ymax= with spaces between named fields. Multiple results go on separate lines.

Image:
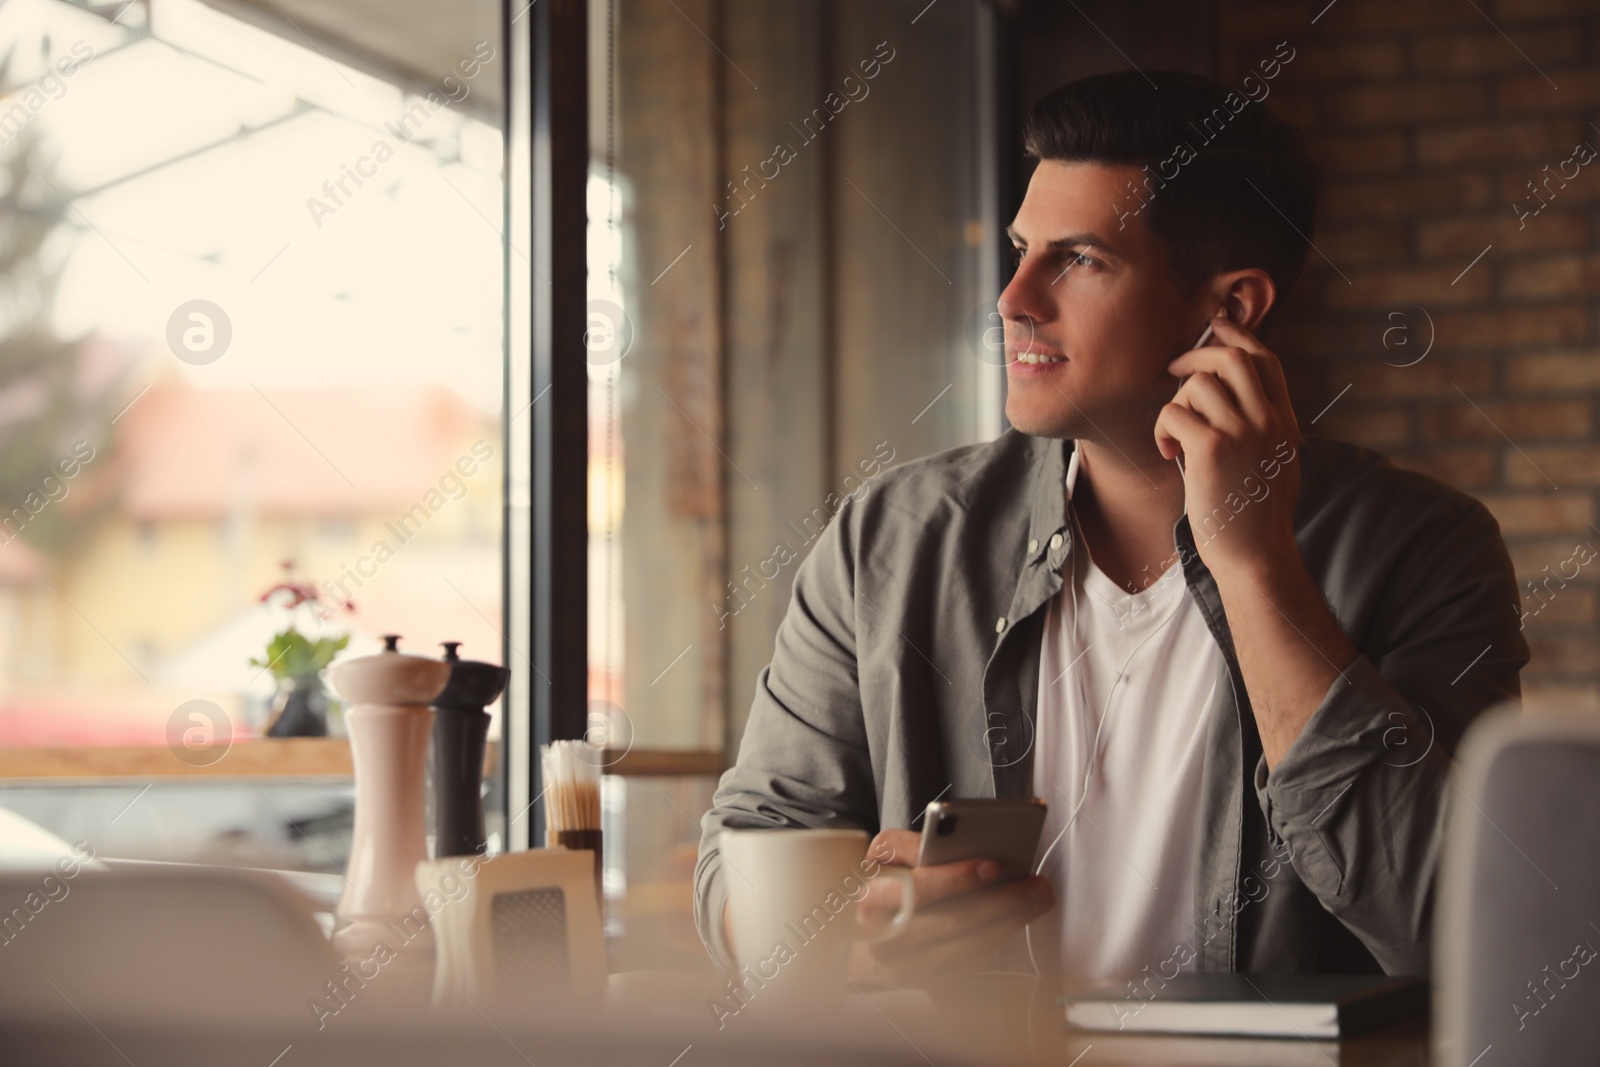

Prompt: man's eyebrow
xmin=1004 ymin=227 xmax=1120 ymax=258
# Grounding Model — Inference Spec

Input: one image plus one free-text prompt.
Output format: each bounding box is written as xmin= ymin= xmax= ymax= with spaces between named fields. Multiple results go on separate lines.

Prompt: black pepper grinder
xmin=431 ymin=642 xmax=510 ymax=858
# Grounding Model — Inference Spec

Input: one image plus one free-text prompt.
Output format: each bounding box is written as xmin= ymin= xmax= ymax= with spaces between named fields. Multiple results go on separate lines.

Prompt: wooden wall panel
xmin=609 ymin=0 xmax=1002 ymax=752
xmin=832 ymin=0 xmax=996 ymax=490
xmin=719 ymin=2 xmax=833 ymax=748
xmin=616 ymin=0 xmax=726 ymax=748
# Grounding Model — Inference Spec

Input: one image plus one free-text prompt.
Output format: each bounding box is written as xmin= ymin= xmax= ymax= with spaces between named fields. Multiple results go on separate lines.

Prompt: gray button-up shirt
xmin=695 ymin=430 xmax=1527 ymax=976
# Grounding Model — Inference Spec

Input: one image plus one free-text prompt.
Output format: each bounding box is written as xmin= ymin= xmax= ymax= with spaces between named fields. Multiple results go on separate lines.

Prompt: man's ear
xmin=1214 ymin=268 xmax=1277 ymax=333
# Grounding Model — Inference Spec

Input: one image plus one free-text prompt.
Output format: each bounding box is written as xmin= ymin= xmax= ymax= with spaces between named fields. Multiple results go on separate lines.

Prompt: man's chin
xmin=1004 ymin=403 xmax=1077 ymax=440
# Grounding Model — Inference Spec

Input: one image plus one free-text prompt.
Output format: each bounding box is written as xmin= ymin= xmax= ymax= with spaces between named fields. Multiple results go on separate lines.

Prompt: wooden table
xmin=608 ymin=969 xmax=1432 ymax=1065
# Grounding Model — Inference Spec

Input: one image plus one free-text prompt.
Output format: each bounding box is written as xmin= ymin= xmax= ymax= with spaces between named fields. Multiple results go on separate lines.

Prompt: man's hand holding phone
xmin=848 ymin=826 xmax=1054 ymax=990
xmin=1156 ymin=312 xmax=1303 ymax=580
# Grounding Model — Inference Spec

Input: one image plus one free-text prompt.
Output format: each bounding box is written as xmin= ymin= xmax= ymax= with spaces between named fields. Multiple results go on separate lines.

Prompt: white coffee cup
xmin=717 ymin=828 xmax=916 ymax=1005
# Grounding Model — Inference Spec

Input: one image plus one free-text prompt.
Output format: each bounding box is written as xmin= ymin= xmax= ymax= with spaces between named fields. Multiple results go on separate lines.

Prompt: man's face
xmin=999 ymin=160 xmax=1209 ymax=443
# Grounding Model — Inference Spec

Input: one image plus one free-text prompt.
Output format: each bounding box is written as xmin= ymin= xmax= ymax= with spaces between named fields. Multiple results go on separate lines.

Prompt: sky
xmin=2 ymin=0 xmax=507 ymax=414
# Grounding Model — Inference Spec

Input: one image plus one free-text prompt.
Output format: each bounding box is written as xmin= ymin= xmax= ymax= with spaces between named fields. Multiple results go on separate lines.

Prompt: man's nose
xmin=997 ymin=261 xmax=1055 ymax=330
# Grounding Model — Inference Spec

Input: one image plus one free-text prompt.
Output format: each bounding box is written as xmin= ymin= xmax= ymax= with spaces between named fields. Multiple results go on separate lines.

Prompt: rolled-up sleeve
xmin=693 ymin=496 xmax=880 ymax=969
xmin=1252 ymin=497 xmax=1527 ymax=975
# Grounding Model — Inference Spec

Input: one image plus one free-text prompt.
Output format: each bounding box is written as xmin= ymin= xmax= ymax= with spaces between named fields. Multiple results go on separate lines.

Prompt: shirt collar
xmin=1026 ymin=435 xmax=1072 ymax=562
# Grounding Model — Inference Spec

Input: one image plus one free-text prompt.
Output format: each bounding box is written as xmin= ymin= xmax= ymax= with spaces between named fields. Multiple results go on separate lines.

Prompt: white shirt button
xmin=1049 ymin=533 xmax=1064 ymax=551
xmin=1027 ymin=538 xmax=1039 ymax=554
xmin=995 ymin=616 xmax=1007 ymax=633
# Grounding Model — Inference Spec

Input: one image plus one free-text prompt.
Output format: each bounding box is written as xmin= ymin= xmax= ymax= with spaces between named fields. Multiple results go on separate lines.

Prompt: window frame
xmin=502 ymin=0 xmax=590 ymax=851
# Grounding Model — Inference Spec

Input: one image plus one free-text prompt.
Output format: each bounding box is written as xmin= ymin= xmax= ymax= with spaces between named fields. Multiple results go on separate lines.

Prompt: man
xmin=695 ymin=68 xmax=1526 ymax=986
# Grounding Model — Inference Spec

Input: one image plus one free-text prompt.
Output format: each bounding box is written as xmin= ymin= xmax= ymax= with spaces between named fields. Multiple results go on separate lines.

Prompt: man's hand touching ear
xmin=1155 ymin=312 xmax=1302 ymax=580
xmin=1155 ymin=312 xmax=1357 ymax=770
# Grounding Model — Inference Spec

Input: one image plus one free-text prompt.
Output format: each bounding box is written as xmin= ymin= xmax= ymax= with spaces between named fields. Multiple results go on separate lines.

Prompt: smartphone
xmin=1173 ymin=319 xmax=1220 ymax=477
xmin=916 ymin=797 xmax=1047 ymax=882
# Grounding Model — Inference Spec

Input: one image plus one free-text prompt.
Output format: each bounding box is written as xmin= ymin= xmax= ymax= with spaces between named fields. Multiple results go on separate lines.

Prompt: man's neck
xmin=1070 ymin=438 xmax=1186 ymax=593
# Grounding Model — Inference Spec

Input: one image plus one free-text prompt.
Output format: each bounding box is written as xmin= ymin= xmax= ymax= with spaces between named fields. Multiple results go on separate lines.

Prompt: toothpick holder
xmin=545 ymin=828 xmax=604 ymax=899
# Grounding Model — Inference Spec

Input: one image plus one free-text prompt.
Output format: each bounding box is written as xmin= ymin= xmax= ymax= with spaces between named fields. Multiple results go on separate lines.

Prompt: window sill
xmin=0 ymin=739 xmax=361 ymax=780
xmin=0 ymin=742 xmax=716 ymax=781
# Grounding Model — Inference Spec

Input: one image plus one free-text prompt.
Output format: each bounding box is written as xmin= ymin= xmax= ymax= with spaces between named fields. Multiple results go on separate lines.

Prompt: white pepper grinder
xmin=329 ymin=634 xmax=451 ymax=959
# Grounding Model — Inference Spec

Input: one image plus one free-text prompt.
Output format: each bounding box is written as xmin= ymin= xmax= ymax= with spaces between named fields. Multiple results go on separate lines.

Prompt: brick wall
xmin=1217 ymin=0 xmax=1600 ymax=708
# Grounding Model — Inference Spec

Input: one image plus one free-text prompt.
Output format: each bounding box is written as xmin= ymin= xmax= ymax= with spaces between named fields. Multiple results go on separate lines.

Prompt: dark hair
xmin=1022 ymin=69 xmax=1323 ymax=331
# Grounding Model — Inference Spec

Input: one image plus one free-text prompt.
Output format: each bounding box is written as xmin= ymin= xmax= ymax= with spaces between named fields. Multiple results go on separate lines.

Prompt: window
xmin=0 ymin=2 xmax=1006 ymax=958
xmin=0 ymin=0 xmax=505 ymax=875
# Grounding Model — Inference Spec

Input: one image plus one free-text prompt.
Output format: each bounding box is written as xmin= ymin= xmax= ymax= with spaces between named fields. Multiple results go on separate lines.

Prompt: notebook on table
xmin=1061 ymin=973 xmax=1429 ymax=1040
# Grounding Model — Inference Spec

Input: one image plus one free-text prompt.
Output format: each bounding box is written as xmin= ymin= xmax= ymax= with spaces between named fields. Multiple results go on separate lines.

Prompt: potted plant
xmin=251 ymin=562 xmax=352 ymax=737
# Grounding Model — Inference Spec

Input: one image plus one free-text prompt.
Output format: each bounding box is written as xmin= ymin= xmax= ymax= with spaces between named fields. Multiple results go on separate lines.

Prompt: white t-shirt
xmin=1029 ymin=529 xmax=1224 ymax=979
